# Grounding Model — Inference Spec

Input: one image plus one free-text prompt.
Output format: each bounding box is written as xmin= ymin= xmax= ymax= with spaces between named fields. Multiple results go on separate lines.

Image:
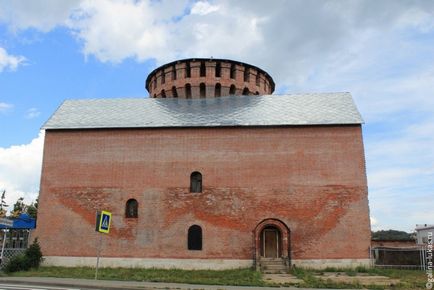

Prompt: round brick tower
xmin=145 ymin=58 xmax=275 ymax=99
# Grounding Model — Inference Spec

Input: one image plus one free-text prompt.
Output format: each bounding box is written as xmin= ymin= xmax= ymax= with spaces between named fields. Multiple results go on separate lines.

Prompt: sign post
xmin=95 ymin=210 xmax=111 ymax=280
xmin=0 ymin=218 xmax=13 ymax=264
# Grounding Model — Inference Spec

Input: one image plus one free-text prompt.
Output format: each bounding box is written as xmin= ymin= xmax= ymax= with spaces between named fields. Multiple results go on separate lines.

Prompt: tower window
xmin=215 ymin=83 xmax=221 ymax=97
xmin=153 ymin=78 xmax=157 ymax=89
xmin=200 ymin=61 xmax=206 ymax=77
xmin=256 ymin=72 xmax=260 ymax=86
xmin=200 ymin=83 xmax=206 ymax=98
xmin=161 ymin=71 xmax=165 ymax=84
xmin=215 ymin=62 xmax=221 ymax=77
xmin=244 ymin=67 xmax=250 ymax=82
xmin=242 ymin=87 xmax=249 ymax=95
xmin=172 ymin=66 xmax=177 ymax=80
xmin=172 ymin=86 xmax=178 ymax=98
xmin=190 ymin=171 xmax=202 ymax=193
xmin=186 ymin=62 xmax=191 ymax=78
xmin=125 ymin=199 xmax=138 ymax=218
xmin=230 ymin=64 xmax=236 ymax=79
xmin=229 ymin=85 xmax=236 ymax=95
xmin=188 ymin=225 xmax=202 ymax=250
xmin=186 ymin=84 xmax=192 ymax=99
xmin=161 ymin=89 xmax=166 ymax=98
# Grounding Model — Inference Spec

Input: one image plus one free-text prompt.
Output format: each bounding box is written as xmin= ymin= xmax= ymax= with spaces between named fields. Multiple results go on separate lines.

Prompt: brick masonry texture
xmin=145 ymin=58 xmax=275 ymax=98
xmin=35 ymin=125 xmax=371 ymax=261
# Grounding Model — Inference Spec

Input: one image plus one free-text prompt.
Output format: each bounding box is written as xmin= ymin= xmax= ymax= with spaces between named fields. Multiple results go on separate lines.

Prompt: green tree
xmin=0 ymin=190 xmax=8 ymax=217
xmin=372 ymin=230 xmax=413 ymax=240
xmin=10 ymin=197 xmax=26 ymax=217
xmin=27 ymin=198 xmax=38 ymax=219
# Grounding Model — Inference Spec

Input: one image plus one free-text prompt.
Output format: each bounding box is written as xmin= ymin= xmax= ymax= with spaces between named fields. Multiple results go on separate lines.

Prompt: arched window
xmin=230 ymin=64 xmax=236 ymax=79
xmin=255 ymin=91 xmax=259 ymax=95
xmin=188 ymin=225 xmax=202 ymax=250
xmin=200 ymin=61 xmax=206 ymax=77
xmin=242 ymin=87 xmax=249 ymax=95
xmin=190 ymin=171 xmax=202 ymax=193
xmin=200 ymin=83 xmax=206 ymax=98
xmin=186 ymin=62 xmax=191 ymax=78
xmin=172 ymin=86 xmax=178 ymax=98
xmin=161 ymin=89 xmax=166 ymax=98
xmin=244 ymin=67 xmax=249 ymax=82
xmin=185 ymin=84 xmax=192 ymax=99
xmin=153 ymin=94 xmax=156 ymax=98
xmin=215 ymin=62 xmax=221 ymax=77
xmin=215 ymin=83 xmax=221 ymax=97
xmin=229 ymin=85 xmax=236 ymax=95
xmin=125 ymin=199 xmax=138 ymax=218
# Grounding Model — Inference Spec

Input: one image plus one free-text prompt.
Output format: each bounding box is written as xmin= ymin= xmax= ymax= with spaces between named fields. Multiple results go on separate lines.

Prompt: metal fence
xmin=0 ymin=248 xmax=26 ymax=269
xmin=371 ymin=246 xmax=429 ymax=270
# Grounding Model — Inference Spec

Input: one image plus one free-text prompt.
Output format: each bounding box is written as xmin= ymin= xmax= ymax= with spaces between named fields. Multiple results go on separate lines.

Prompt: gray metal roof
xmin=42 ymin=93 xmax=363 ymax=130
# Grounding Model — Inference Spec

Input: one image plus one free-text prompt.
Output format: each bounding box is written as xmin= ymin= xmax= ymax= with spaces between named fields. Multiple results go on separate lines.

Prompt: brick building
xmin=36 ymin=58 xmax=371 ymax=270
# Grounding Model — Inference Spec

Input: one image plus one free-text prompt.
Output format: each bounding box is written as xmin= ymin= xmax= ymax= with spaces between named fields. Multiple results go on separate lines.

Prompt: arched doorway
xmin=253 ymin=218 xmax=290 ymax=270
xmin=260 ymin=226 xmax=281 ymax=258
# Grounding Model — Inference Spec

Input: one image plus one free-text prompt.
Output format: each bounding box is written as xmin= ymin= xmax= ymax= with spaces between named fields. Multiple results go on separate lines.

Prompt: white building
xmin=415 ymin=224 xmax=434 ymax=244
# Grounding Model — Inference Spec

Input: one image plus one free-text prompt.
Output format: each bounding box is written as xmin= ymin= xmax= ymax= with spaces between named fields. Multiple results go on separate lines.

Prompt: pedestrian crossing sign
xmin=96 ymin=210 xmax=112 ymax=234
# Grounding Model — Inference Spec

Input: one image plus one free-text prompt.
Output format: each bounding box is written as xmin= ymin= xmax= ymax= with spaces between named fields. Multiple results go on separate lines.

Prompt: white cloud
xmin=0 ymin=0 xmax=82 ymax=32
xmin=191 ymin=1 xmax=219 ymax=15
xmin=25 ymin=108 xmax=41 ymax=119
xmin=1 ymin=0 xmax=434 ymax=231
xmin=0 ymin=47 xmax=26 ymax=72
xmin=0 ymin=132 xmax=44 ymax=207
xmin=0 ymin=102 xmax=13 ymax=113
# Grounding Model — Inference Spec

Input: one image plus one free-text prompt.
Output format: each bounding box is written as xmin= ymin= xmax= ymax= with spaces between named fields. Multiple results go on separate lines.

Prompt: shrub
xmin=3 ymin=254 xmax=30 ymax=273
xmin=25 ymin=238 xmax=43 ymax=269
xmin=3 ymin=238 xmax=43 ymax=273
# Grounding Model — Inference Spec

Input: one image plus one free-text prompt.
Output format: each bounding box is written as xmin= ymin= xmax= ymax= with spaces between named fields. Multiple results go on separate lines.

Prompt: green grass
xmin=4 ymin=266 xmax=427 ymax=289
xmin=291 ymin=267 xmax=427 ymax=289
xmin=7 ymin=266 xmax=266 ymax=286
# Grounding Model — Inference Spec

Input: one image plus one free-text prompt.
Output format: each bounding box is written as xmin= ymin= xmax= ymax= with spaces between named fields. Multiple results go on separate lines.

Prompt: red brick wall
xmin=35 ymin=125 xmax=371 ymax=260
xmin=146 ymin=59 xmax=274 ymax=98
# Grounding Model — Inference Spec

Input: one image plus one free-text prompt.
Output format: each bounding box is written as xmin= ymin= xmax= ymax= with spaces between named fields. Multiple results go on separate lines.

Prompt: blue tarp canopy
xmin=0 ymin=213 xmax=36 ymax=229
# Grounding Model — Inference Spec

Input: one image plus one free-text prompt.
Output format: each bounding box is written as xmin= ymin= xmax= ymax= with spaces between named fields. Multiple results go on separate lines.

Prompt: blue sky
xmin=0 ymin=0 xmax=433 ymax=232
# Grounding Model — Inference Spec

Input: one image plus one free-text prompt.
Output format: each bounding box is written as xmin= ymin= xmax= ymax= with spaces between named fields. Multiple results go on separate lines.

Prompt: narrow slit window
xmin=230 ymin=64 xmax=236 ymax=79
xmin=244 ymin=67 xmax=249 ymax=82
xmin=200 ymin=61 xmax=206 ymax=77
xmin=229 ymin=85 xmax=236 ymax=95
xmin=190 ymin=171 xmax=202 ymax=193
xmin=172 ymin=86 xmax=178 ymax=98
xmin=215 ymin=62 xmax=221 ymax=77
xmin=186 ymin=62 xmax=191 ymax=78
xmin=215 ymin=83 xmax=221 ymax=97
xmin=256 ymin=73 xmax=260 ymax=86
xmin=125 ymin=199 xmax=138 ymax=218
xmin=200 ymin=83 xmax=206 ymax=98
xmin=172 ymin=66 xmax=177 ymax=80
xmin=188 ymin=225 xmax=202 ymax=250
xmin=161 ymin=72 xmax=165 ymax=84
xmin=186 ymin=84 xmax=192 ymax=99
xmin=161 ymin=89 xmax=166 ymax=98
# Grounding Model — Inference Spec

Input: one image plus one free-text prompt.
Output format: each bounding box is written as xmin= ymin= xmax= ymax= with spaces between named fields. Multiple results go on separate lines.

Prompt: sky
xmin=0 ymin=0 xmax=433 ymax=232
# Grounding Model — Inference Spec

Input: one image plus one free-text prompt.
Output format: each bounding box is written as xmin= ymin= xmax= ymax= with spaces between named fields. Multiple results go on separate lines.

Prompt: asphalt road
xmin=0 ymin=283 xmax=81 ymax=290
